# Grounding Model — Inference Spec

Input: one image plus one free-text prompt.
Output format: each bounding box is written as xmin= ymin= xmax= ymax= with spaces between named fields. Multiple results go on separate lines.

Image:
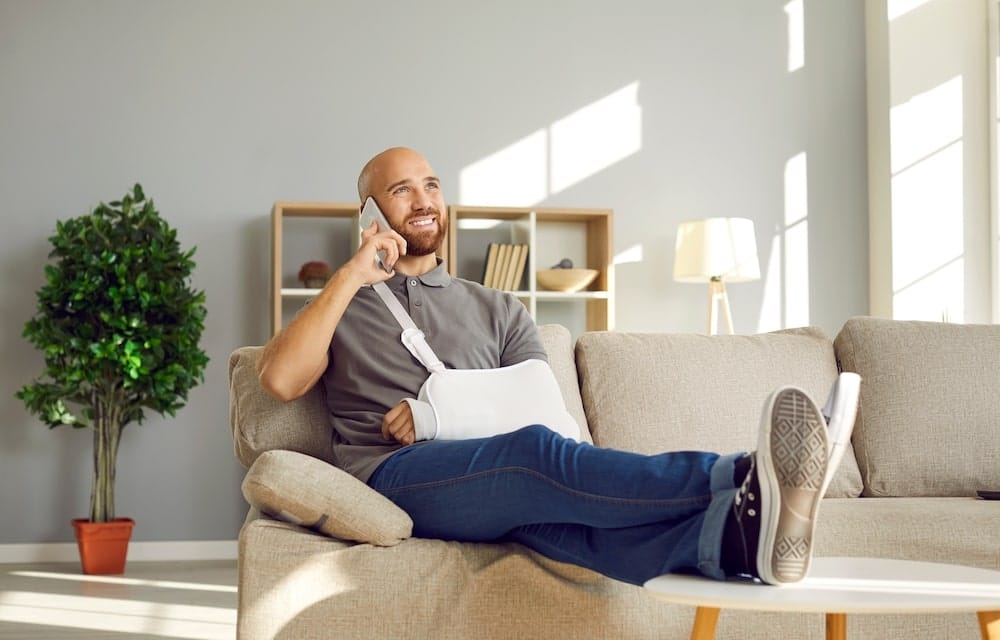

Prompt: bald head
xmin=354 ymin=147 xmax=448 ymax=260
xmin=357 ymin=147 xmax=430 ymax=201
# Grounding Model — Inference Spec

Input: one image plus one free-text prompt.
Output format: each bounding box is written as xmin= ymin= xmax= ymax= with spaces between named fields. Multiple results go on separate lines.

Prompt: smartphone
xmin=359 ymin=197 xmax=392 ymax=272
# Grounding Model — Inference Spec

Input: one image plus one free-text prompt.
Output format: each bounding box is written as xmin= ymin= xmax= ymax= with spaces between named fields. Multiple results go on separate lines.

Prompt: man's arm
xmin=257 ymin=222 xmax=404 ymax=402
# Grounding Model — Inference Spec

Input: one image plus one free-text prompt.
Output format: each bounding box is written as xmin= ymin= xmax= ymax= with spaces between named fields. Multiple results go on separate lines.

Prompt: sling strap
xmin=372 ymin=281 xmax=445 ymax=374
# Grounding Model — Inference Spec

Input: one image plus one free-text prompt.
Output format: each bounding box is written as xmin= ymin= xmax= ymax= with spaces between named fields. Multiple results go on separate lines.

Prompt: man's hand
xmin=382 ymin=400 xmax=416 ymax=445
xmin=352 ymin=220 xmax=406 ymax=284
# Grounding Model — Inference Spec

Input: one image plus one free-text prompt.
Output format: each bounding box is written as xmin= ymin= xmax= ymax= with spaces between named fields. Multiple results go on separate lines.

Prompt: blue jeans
xmin=367 ymin=425 xmax=744 ymax=585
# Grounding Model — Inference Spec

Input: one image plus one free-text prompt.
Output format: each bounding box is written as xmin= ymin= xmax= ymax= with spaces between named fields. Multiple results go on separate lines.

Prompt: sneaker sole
xmin=820 ymin=372 xmax=861 ymax=497
xmin=755 ymin=387 xmax=828 ymax=584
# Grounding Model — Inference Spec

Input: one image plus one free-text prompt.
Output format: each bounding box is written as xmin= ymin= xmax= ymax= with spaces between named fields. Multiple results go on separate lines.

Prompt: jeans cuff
xmin=697 ymin=451 xmax=746 ymax=580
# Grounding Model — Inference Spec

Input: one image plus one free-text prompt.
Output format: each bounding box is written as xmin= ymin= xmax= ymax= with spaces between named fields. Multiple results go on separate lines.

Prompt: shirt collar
xmin=390 ymin=257 xmax=452 ymax=288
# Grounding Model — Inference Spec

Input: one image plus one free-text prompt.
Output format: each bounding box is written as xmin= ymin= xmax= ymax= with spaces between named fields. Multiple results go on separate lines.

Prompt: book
xmin=492 ymin=244 xmax=512 ymax=289
xmin=482 ymin=243 xmax=500 ymax=287
xmin=499 ymin=244 xmax=518 ymax=291
xmin=511 ymin=243 xmax=529 ymax=291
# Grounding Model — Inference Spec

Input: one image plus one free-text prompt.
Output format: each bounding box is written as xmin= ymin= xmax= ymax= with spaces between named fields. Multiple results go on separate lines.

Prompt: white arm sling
xmin=372 ymin=282 xmax=580 ymax=442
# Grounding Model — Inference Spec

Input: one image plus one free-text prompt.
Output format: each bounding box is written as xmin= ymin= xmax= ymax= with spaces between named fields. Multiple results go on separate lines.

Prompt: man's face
xmin=367 ymin=150 xmax=448 ymax=257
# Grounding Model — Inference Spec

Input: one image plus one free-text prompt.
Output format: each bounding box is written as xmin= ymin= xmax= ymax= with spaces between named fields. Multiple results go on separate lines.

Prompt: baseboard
xmin=0 ymin=540 xmax=238 ymax=564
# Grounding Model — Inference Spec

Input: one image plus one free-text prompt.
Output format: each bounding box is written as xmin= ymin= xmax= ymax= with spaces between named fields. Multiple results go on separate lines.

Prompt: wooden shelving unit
xmin=270 ymin=201 xmax=614 ymax=335
xmin=443 ymin=205 xmax=614 ymax=332
xmin=269 ymin=201 xmax=359 ymax=336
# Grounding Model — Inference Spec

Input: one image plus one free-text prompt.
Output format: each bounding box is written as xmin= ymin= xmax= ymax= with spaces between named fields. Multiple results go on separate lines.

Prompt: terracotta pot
xmin=71 ymin=518 xmax=135 ymax=575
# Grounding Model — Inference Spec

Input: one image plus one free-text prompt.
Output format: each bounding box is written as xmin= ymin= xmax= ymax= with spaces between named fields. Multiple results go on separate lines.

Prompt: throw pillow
xmin=242 ymin=449 xmax=412 ymax=546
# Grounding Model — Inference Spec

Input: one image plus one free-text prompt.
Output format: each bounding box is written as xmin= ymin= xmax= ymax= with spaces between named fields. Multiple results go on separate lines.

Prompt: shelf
xmin=533 ymin=291 xmax=611 ymax=300
xmin=281 ymin=287 xmax=323 ymax=297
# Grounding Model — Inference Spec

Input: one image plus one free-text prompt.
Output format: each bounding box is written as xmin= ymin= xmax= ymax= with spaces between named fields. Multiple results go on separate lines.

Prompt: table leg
xmin=825 ymin=612 xmax=847 ymax=640
xmin=690 ymin=606 xmax=720 ymax=640
xmin=980 ymin=610 xmax=1000 ymax=640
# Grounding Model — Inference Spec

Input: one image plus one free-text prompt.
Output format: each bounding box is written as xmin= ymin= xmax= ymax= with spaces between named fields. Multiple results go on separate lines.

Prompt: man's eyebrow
xmin=384 ymin=179 xmax=409 ymax=193
xmin=385 ymin=176 xmax=440 ymax=192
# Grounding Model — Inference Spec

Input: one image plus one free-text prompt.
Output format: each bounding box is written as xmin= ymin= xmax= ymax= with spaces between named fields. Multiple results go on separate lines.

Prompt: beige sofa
xmin=228 ymin=317 xmax=1000 ymax=639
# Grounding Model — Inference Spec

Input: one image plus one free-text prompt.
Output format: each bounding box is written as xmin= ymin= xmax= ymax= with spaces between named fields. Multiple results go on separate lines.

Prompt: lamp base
xmin=707 ymin=279 xmax=734 ymax=335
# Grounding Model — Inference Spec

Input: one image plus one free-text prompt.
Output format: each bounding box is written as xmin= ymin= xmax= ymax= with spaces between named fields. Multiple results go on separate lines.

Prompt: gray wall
xmin=0 ymin=0 xmax=868 ymax=544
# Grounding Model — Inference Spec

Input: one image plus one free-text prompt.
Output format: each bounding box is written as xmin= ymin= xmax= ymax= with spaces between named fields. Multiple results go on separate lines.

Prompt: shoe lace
xmin=729 ymin=454 xmax=759 ymax=577
xmin=733 ymin=455 xmax=757 ymax=517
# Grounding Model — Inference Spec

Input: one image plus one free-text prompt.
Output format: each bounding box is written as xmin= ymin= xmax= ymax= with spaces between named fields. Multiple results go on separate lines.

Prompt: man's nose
xmin=411 ymin=191 xmax=431 ymax=210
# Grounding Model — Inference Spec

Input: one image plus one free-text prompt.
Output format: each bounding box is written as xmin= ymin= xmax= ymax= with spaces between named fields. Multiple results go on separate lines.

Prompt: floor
xmin=0 ymin=560 xmax=237 ymax=639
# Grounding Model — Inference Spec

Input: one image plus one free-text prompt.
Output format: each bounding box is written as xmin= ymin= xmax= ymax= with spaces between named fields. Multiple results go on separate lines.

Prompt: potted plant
xmin=16 ymin=184 xmax=208 ymax=574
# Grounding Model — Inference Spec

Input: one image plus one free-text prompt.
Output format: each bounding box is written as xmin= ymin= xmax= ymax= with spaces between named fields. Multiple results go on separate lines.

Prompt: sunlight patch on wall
xmin=459 ymin=130 xmax=548 ymax=206
xmin=892 ymin=257 xmax=964 ymax=321
xmin=890 ymin=75 xmax=965 ymax=321
xmin=887 ymin=0 xmax=934 ymax=22
xmin=459 ymin=82 xmax=642 ymax=206
xmin=785 ymin=0 xmax=805 ymax=72
xmin=758 ymin=233 xmax=783 ymax=333
xmin=758 ymin=152 xmax=810 ymax=332
xmin=550 ymin=83 xmax=642 ymax=194
xmin=784 ymin=152 xmax=810 ymax=328
xmin=891 ymin=142 xmax=965 ymax=319
xmin=890 ymin=76 xmax=962 ymax=172
xmin=614 ymin=243 xmax=644 ymax=265
xmin=783 ymin=218 xmax=810 ymax=328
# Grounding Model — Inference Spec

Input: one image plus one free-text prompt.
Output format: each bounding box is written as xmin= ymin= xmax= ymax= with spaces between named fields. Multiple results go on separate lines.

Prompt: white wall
xmin=866 ymin=0 xmax=993 ymax=322
xmin=0 ymin=0 xmax=869 ymax=545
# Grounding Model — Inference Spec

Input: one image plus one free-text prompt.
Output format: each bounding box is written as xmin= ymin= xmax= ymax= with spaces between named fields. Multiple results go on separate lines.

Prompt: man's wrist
xmin=325 ymin=264 xmax=368 ymax=293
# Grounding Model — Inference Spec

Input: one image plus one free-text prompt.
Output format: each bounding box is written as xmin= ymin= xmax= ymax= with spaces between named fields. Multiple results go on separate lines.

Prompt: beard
xmin=392 ymin=208 xmax=448 ymax=257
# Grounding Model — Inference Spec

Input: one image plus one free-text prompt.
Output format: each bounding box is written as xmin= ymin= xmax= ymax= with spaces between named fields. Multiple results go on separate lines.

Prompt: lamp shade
xmin=673 ymin=217 xmax=761 ymax=283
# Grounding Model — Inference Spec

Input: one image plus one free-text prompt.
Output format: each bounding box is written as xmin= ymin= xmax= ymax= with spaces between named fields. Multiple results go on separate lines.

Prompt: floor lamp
xmin=673 ymin=218 xmax=761 ymax=335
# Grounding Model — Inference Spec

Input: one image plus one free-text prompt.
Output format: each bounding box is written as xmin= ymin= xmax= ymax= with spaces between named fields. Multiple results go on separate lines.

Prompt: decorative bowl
xmin=535 ymin=268 xmax=599 ymax=293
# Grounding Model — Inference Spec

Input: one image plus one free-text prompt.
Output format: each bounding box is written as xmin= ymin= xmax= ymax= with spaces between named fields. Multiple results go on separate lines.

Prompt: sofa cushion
xmin=242 ymin=449 xmax=412 ymax=546
xmin=576 ymin=328 xmax=863 ymax=498
xmin=834 ymin=317 xmax=1000 ymax=497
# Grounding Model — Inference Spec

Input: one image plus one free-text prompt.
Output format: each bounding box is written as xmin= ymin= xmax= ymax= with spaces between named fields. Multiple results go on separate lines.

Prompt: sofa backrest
xmin=229 ymin=346 xmax=336 ymax=468
xmin=227 ymin=324 xmax=592 ymax=468
xmin=574 ymin=327 xmax=864 ymax=498
xmin=834 ymin=317 xmax=1000 ymax=497
xmin=536 ymin=324 xmax=593 ymax=444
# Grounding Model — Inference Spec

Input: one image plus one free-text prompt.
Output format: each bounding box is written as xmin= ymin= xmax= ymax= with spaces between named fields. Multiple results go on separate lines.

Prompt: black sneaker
xmin=722 ymin=386 xmax=829 ymax=584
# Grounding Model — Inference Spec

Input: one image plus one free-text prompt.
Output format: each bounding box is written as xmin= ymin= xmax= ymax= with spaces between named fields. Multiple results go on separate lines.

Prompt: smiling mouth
xmin=408 ymin=215 xmax=437 ymax=229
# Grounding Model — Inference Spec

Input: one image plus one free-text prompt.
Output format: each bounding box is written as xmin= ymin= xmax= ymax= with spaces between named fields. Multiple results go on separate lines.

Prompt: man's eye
xmin=426 ymin=182 xmax=440 ymax=191
xmin=393 ymin=186 xmax=409 ymax=194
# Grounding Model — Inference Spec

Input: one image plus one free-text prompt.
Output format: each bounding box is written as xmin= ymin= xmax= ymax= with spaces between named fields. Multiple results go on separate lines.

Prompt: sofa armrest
xmin=241 ymin=449 xmax=413 ymax=546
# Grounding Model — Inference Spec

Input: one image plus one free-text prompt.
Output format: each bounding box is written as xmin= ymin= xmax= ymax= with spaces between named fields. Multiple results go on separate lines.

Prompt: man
xmin=258 ymin=146 xmax=856 ymax=586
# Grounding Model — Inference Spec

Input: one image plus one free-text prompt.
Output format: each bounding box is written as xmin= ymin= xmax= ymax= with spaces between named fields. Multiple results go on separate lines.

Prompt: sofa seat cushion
xmin=239 ymin=504 xmax=993 ymax=640
xmin=242 ymin=449 xmax=412 ymax=546
xmin=575 ymin=328 xmax=863 ymax=497
xmin=238 ymin=517 xmax=694 ymax=640
xmin=835 ymin=317 xmax=1000 ymax=497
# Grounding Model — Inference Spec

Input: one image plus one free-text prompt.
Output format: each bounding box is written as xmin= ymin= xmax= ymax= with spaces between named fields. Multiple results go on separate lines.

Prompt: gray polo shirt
xmin=320 ymin=259 xmax=547 ymax=482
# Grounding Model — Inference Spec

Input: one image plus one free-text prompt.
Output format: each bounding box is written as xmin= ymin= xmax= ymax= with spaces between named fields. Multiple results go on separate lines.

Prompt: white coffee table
xmin=644 ymin=557 xmax=1000 ymax=639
